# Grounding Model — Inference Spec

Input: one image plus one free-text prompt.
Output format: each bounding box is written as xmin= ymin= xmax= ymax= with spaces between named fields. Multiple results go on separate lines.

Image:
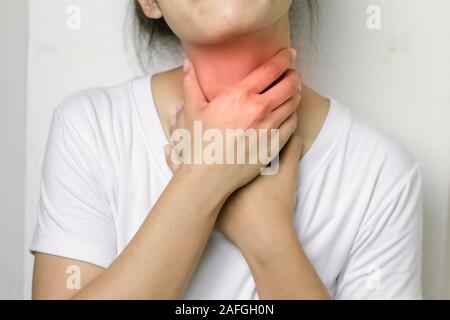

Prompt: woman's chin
xmin=184 ymin=22 xmax=268 ymax=46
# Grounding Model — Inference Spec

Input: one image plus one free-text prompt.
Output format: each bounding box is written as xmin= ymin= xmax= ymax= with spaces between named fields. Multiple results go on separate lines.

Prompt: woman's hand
xmin=167 ymin=124 xmax=302 ymax=259
xmin=216 ymin=134 xmax=303 ymax=260
xmin=216 ymin=136 xmax=329 ymax=300
xmin=169 ymin=48 xmax=300 ymax=194
xmin=165 ymin=55 xmax=329 ymax=299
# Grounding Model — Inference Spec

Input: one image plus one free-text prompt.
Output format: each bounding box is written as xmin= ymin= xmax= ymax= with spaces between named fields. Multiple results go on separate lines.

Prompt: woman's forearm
xmin=73 ymin=165 xmax=230 ymax=299
xmin=243 ymin=224 xmax=331 ymax=300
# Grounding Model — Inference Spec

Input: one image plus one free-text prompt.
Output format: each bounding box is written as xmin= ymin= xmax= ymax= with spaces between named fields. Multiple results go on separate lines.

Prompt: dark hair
xmin=132 ymin=0 xmax=318 ymax=68
xmin=134 ymin=1 xmax=176 ymax=44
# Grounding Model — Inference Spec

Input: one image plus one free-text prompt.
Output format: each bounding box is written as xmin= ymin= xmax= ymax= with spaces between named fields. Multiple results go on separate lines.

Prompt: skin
xmin=33 ymin=0 xmax=330 ymax=299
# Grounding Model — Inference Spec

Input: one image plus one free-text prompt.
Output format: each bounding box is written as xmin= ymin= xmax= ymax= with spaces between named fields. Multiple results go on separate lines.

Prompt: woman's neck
xmin=181 ymin=14 xmax=292 ymax=101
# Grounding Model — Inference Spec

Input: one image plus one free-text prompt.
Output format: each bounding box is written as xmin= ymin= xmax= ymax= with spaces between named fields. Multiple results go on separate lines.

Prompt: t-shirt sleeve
xmin=335 ymin=165 xmax=423 ymax=300
xmin=30 ymin=105 xmax=117 ymax=268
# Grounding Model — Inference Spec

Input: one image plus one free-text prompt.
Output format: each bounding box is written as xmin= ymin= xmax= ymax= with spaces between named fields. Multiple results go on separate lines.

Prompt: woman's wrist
xmin=178 ymin=163 xmax=254 ymax=195
xmin=174 ymin=164 xmax=235 ymax=204
xmin=239 ymin=221 xmax=298 ymax=264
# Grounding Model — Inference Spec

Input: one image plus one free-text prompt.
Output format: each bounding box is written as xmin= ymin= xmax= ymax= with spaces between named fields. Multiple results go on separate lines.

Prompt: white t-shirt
xmin=30 ymin=75 xmax=423 ymax=299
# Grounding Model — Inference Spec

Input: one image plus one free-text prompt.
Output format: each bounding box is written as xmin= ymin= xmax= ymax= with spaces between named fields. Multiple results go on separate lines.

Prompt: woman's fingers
xmin=279 ymin=134 xmax=303 ymax=169
xmin=261 ymin=112 xmax=297 ymax=168
xmin=239 ymin=48 xmax=296 ymax=94
xmin=166 ymin=105 xmax=183 ymax=172
xmin=262 ymin=69 xmax=300 ymax=110
xmin=168 ymin=107 xmax=185 ymax=160
xmin=277 ymin=112 xmax=298 ymax=151
xmin=182 ymin=59 xmax=208 ymax=108
xmin=175 ymin=100 xmax=185 ymax=128
xmin=261 ymin=91 xmax=300 ymax=129
xmin=276 ymin=134 xmax=302 ymax=195
xmin=169 ymin=114 xmax=178 ymax=134
xmin=164 ymin=145 xmax=180 ymax=173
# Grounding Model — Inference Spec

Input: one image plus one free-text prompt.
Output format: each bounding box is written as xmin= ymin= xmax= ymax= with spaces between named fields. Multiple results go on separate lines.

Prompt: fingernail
xmin=164 ymin=145 xmax=171 ymax=156
xmin=183 ymin=59 xmax=192 ymax=73
xmin=290 ymin=48 xmax=297 ymax=60
xmin=169 ymin=115 xmax=177 ymax=127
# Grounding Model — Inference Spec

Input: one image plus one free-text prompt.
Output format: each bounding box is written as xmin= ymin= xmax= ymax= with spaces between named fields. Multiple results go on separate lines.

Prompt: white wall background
xmin=307 ymin=0 xmax=450 ymax=299
xmin=1 ymin=0 xmax=447 ymax=299
xmin=24 ymin=0 xmax=140 ymax=298
xmin=0 ymin=0 xmax=27 ymax=299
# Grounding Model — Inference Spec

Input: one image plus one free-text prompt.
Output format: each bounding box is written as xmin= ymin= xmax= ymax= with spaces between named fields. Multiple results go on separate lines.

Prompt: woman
xmin=31 ymin=0 xmax=422 ymax=299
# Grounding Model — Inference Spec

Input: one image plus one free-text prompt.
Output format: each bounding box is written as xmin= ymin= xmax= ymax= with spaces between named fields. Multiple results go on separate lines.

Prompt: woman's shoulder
xmin=48 ymin=76 xmax=152 ymax=154
xmin=54 ymin=76 xmax=145 ymax=122
xmin=335 ymin=100 xmax=420 ymax=186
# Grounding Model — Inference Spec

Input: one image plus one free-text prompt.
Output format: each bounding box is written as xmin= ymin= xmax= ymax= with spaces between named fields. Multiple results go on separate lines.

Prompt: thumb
xmin=164 ymin=145 xmax=181 ymax=173
xmin=183 ymin=58 xmax=207 ymax=108
xmin=279 ymin=134 xmax=303 ymax=175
